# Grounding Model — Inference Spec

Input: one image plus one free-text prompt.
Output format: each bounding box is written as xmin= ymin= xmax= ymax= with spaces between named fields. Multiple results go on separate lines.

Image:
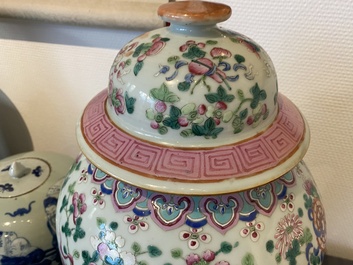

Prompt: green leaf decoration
xmin=298 ymin=207 xmax=304 ymax=217
xmin=180 ymin=129 xmax=194 ymax=138
xmin=160 ymin=38 xmax=170 ymax=42
xmin=239 ymin=109 xmax=248 ymax=120
xmin=237 ymin=89 xmax=245 ymax=101
xmin=205 ymin=92 xmax=220 ymax=103
xmin=171 ymin=248 xmax=183 ymax=259
xmin=151 ymin=34 xmax=160 ymax=39
xmin=150 ymin=83 xmax=180 ymax=103
xmin=234 ymin=54 xmax=245 ymax=64
xmin=125 ymin=91 xmax=136 ymax=114
xmin=178 ymin=81 xmax=191 ymax=92
xmin=60 ymin=195 xmax=68 ymax=213
xmin=299 ymin=227 xmax=313 ymax=245
xmin=82 ymin=250 xmax=99 ymax=265
xmin=133 ymin=43 xmax=152 ymax=57
xmin=204 ymin=117 xmax=216 ymax=131
xmin=81 ymin=251 xmax=90 ymax=264
xmin=62 ymin=221 xmax=72 ymax=237
xmin=206 ymin=40 xmax=218 ymax=45
xmin=310 ymin=253 xmax=321 ymax=265
xmin=158 ymin=126 xmax=168 ymax=135
xmin=163 ymin=106 xmax=181 ymax=130
xmin=73 ymin=226 xmax=85 ymax=242
xmin=73 ymin=250 xmax=80 ymax=259
xmin=266 ymin=240 xmax=274 ymax=253
xmin=76 ymin=217 xmax=83 ymax=226
xmin=134 ymin=61 xmax=144 ymax=76
xmin=220 ymin=241 xmax=233 ymax=254
xmin=205 ymin=86 xmax=235 ymax=103
xmin=167 ymin=56 xmax=180 ymax=64
xmin=170 ymin=105 xmax=182 ymax=119
xmin=132 ymin=242 xmax=141 ymax=253
xmin=286 ymin=239 xmax=301 ymax=264
xmin=163 ymin=118 xmax=180 ymax=130
xmin=137 ymin=261 xmax=148 ymax=265
xmin=146 ymin=108 xmax=155 ymax=120
xmin=250 ymin=83 xmax=267 ymax=109
xmin=109 ymin=221 xmax=118 ymax=231
xmin=63 ymin=245 xmax=68 ymax=255
xmin=125 ymin=59 xmax=131 ymax=66
xmin=232 ymin=115 xmax=244 ymax=134
xmin=181 ymin=103 xmax=196 ymax=115
xmin=96 ymin=217 xmax=105 ymax=228
xmin=217 ymin=85 xmax=227 ymax=98
xmin=192 ymin=124 xmax=206 ymax=136
xmin=147 ymin=245 xmax=162 ymax=257
xmin=241 ymin=253 xmax=255 ymax=265
xmin=210 ymin=127 xmax=224 ymax=139
xmin=155 ymin=113 xmax=164 ymax=123
xmin=192 ymin=118 xmax=224 ymax=139
xmin=68 ymin=182 xmax=76 ymax=195
xmin=182 ymin=45 xmax=206 ymax=59
xmin=303 ymin=194 xmax=313 ymax=209
xmin=275 ymin=253 xmax=282 ymax=263
xmin=224 ymin=94 xmax=235 ymax=102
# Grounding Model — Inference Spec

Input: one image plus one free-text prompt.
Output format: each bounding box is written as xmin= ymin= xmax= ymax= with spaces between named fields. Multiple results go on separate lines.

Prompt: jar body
xmin=56 ymin=154 xmax=326 ymax=265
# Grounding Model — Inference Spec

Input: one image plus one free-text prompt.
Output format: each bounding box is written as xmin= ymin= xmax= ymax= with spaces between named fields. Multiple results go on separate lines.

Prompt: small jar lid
xmin=77 ymin=1 xmax=309 ymax=195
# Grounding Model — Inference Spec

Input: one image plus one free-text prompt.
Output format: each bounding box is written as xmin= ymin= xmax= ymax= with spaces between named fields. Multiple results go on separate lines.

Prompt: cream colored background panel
xmin=1 ymin=0 xmax=352 ymax=260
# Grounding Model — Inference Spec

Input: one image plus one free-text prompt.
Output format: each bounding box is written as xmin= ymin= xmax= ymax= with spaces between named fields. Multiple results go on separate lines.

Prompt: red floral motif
xmin=137 ymin=37 xmax=167 ymax=62
xmin=274 ymin=213 xmax=303 ymax=258
xmin=179 ymin=40 xmax=206 ymax=52
xmin=118 ymin=41 xmax=138 ymax=57
xmin=72 ymin=192 xmax=87 ymax=225
xmin=179 ymin=227 xmax=211 ymax=249
xmin=188 ymin=58 xmax=226 ymax=83
xmin=185 ymin=250 xmax=230 ymax=265
xmin=210 ymin=47 xmax=232 ymax=60
xmin=112 ymin=88 xmax=126 ymax=115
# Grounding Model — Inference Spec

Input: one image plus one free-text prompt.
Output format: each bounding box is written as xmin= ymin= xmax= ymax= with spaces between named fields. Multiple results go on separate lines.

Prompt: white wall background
xmin=1 ymin=0 xmax=352 ymax=260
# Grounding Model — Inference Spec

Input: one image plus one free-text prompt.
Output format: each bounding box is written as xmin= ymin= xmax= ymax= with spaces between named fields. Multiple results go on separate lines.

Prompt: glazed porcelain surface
xmin=0 ymin=151 xmax=74 ymax=264
xmin=56 ymin=1 xmax=326 ymax=265
xmin=58 ymin=155 xmax=325 ymax=265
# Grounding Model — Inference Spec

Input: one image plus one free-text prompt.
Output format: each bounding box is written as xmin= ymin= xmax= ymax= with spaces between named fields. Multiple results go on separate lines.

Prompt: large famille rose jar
xmin=56 ymin=1 xmax=326 ymax=265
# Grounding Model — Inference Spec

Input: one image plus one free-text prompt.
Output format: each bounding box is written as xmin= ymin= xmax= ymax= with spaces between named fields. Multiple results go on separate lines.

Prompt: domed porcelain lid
xmin=0 ymin=152 xmax=74 ymax=198
xmin=77 ymin=1 xmax=309 ymax=195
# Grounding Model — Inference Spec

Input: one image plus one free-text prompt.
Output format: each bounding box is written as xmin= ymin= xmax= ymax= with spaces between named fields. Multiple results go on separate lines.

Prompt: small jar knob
xmin=9 ymin=161 xmax=31 ymax=179
xmin=158 ymin=1 xmax=232 ymax=26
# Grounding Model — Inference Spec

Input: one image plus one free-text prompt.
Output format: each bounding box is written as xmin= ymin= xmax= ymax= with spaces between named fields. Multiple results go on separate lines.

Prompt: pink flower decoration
xmin=188 ymin=58 xmax=226 ymax=83
xmin=72 ymin=192 xmax=87 ymax=224
xmin=179 ymin=40 xmax=205 ymax=52
xmin=240 ymin=220 xmax=265 ymax=242
xmin=274 ymin=213 xmax=303 ymax=258
xmin=185 ymin=253 xmax=201 ymax=265
xmin=123 ymin=215 xmax=149 ymax=234
xmin=280 ymin=193 xmax=295 ymax=212
xmin=137 ymin=37 xmax=166 ymax=62
xmin=210 ymin=47 xmax=232 ymax=59
xmin=91 ymin=188 xmax=105 ymax=209
xmin=179 ymin=228 xmax=211 ymax=250
xmin=113 ymin=88 xmax=126 ymax=115
xmin=202 ymin=249 xmax=216 ymax=262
